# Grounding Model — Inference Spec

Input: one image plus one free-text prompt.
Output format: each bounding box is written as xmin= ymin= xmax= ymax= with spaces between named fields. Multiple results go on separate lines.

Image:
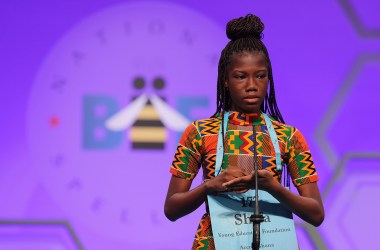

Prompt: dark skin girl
xmin=164 ymin=51 xmax=324 ymax=227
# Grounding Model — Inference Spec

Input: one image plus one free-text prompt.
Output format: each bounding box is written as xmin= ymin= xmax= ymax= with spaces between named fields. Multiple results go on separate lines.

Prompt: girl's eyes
xmin=257 ymin=74 xmax=265 ymax=79
xmin=234 ymin=75 xmax=245 ymax=79
xmin=233 ymin=73 xmax=268 ymax=79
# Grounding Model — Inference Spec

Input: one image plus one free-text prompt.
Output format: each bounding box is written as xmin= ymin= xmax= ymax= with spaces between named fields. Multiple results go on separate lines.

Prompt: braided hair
xmin=213 ymin=14 xmax=284 ymax=124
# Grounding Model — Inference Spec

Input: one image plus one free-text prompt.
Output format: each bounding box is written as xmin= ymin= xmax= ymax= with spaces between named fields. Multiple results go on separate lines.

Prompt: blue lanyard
xmin=214 ymin=112 xmax=229 ymax=176
xmin=214 ymin=112 xmax=282 ymax=177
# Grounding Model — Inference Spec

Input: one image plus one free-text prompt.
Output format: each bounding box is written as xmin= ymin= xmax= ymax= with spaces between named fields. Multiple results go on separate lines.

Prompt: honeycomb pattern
xmin=321 ymin=157 xmax=380 ymax=249
xmin=315 ymin=54 xmax=380 ymax=168
xmin=339 ymin=0 xmax=380 ymax=37
xmin=0 ymin=219 xmax=83 ymax=249
xmin=312 ymin=56 xmax=380 ymax=248
xmin=296 ymin=222 xmax=327 ymax=250
xmin=306 ymin=1 xmax=380 ymax=248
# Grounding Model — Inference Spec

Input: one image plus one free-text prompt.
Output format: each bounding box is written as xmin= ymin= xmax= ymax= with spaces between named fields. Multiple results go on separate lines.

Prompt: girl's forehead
xmin=230 ymin=51 xmax=266 ymax=63
xmin=231 ymin=50 xmax=263 ymax=58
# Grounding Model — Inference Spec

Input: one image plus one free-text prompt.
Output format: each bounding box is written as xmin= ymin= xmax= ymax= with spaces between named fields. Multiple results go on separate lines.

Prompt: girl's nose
xmin=245 ymin=77 xmax=258 ymax=92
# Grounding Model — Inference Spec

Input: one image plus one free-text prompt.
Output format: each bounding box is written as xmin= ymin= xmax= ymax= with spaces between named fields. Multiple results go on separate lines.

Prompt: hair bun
xmin=226 ymin=14 xmax=264 ymax=40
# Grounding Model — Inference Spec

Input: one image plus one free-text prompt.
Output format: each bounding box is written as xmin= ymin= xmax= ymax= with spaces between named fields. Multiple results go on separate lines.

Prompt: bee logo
xmin=105 ymin=76 xmax=190 ymax=149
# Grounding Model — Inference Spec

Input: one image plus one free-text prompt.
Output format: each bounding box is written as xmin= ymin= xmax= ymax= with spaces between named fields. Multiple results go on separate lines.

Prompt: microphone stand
xmin=251 ymin=125 xmax=264 ymax=250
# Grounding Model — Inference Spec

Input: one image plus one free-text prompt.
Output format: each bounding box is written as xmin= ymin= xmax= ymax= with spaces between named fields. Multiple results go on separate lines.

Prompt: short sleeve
xmin=169 ymin=123 xmax=202 ymax=181
xmin=286 ymin=128 xmax=319 ymax=187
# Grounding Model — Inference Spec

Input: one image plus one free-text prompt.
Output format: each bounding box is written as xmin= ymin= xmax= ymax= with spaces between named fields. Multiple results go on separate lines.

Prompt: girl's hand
xmin=222 ymin=169 xmax=279 ymax=194
xmin=206 ymin=167 xmax=249 ymax=194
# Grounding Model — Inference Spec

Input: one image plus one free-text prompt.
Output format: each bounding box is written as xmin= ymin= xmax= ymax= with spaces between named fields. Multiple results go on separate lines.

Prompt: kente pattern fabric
xmin=169 ymin=112 xmax=318 ymax=250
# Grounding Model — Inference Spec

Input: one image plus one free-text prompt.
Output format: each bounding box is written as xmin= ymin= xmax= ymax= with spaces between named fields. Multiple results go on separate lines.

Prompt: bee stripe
xmin=132 ymin=142 xmax=164 ymax=149
xmin=136 ymin=105 xmax=160 ymax=119
xmin=133 ymin=120 xmax=163 ymax=126
xmin=129 ymin=127 xmax=166 ymax=142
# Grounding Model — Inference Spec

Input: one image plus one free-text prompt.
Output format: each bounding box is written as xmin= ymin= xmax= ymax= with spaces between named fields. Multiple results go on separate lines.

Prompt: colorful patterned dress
xmin=169 ymin=111 xmax=318 ymax=250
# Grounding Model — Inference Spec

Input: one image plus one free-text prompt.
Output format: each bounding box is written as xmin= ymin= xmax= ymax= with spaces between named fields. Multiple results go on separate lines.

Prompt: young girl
xmin=164 ymin=14 xmax=324 ymax=249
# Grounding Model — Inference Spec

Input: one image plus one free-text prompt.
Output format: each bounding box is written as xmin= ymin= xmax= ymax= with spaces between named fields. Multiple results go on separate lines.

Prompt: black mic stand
xmin=250 ymin=125 xmax=264 ymax=250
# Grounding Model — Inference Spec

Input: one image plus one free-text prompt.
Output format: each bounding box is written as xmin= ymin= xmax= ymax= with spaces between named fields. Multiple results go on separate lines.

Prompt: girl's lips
xmin=244 ymin=96 xmax=260 ymax=103
xmin=244 ymin=95 xmax=259 ymax=99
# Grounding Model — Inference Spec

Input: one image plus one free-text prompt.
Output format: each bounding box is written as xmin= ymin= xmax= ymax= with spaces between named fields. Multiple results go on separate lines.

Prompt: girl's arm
xmin=164 ymin=167 xmax=249 ymax=221
xmin=223 ymin=170 xmax=324 ymax=226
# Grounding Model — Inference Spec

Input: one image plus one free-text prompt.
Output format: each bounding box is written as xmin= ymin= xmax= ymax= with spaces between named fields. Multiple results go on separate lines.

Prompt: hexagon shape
xmin=327 ymin=55 xmax=380 ymax=160
xmin=316 ymin=54 xmax=380 ymax=168
xmin=0 ymin=220 xmax=83 ymax=250
xmin=296 ymin=222 xmax=327 ymax=250
xmin=320 ymin=156 xmax=380 ymax=249
xmin=339 ymin=0 xmax=380 ymax=37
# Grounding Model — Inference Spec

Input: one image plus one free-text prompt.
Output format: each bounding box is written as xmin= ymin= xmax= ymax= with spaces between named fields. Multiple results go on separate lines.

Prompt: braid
xmin=212 ymin=14 xmax=284 ymax=123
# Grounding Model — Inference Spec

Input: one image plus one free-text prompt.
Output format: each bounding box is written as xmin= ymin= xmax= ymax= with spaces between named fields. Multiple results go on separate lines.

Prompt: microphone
xmin=251 ymin=125 xmax=264 ymax=250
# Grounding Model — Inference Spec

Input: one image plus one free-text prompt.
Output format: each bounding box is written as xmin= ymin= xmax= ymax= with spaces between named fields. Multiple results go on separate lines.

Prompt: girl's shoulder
xmin=191 ymin=116 xmax=221 ymax=137
xmin=269 ymin=118 xmax=297 ymax=142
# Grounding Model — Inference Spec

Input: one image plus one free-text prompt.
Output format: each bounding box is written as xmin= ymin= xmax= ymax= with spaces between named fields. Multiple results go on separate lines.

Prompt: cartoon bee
xmin=105 ymin=76 xmax=190 ymax=149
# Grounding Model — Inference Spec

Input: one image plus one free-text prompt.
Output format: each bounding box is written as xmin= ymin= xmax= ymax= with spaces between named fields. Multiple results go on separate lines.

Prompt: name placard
xmin=208 ymin=190 xmax=298 ymax=250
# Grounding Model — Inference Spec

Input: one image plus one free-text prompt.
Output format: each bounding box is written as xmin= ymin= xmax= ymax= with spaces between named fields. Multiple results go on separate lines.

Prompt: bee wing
xmin=105 ymin=94 xmax=148 ymax=131
xmin=150 ymin=94 xmax=191 ymax=131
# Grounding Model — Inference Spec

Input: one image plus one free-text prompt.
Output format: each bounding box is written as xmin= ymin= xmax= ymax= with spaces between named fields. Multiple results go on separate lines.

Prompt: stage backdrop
xmin=1 ymin=0 xmax=379 ymax=249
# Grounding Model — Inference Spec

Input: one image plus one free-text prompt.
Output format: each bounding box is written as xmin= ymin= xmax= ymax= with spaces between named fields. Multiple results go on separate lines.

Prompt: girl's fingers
xmin=234 ymin=189 xmax=249 ymax=194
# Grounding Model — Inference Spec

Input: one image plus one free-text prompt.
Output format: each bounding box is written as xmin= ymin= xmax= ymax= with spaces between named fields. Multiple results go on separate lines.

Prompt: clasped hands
xmin=207 ymin=166 xmax=277 ymax=194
